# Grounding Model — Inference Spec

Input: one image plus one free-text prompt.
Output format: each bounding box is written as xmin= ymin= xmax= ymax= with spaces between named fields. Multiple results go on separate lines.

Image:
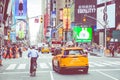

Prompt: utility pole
xmin=103 ymin=1 xmax=108 ymax=50
xmin=84 ymin=2 xmax=108 ymax=52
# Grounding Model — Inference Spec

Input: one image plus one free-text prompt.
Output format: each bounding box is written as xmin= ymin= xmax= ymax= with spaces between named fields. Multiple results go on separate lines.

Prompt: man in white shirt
xmin=28 ymin=46 xmax=39 ymax=76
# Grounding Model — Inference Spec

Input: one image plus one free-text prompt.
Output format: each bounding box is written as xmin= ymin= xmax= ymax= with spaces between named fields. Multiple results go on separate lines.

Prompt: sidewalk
xmin=88 ymin=49 xmax=120 ymax=58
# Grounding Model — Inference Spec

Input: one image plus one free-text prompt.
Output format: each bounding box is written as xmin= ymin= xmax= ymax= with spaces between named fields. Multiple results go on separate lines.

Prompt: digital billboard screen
xmin=97 ymin=3 xmax=115 ymax=29
xmin=15 ymin=0 xmax=27 ymax=18
xmin=16 ymin=20 xmax=27 ymax=40
xmin=73 ymin=27 xmax=92 ymax=42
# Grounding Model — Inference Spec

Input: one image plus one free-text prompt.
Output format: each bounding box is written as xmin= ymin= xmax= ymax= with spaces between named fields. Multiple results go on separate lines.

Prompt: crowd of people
xmin=0 ymin=43 xmax=26 ymax=66
xmin=0 ymin=44 xmax=39 ymax=77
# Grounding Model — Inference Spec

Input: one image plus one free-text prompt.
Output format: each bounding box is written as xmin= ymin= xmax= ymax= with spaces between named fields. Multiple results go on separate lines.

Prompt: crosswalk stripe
xmin=6 ymin=64 xmax=17 ymax=70
xmin=89 ymin=64 xmax=95 ymax=67
xmin=106 ymin=61 xmax=120 ymax=65
xmin=115 ymin=61 xmax=120 ymax=64
xmin=17 ymin=64 xmax=26 ymax=69
xmin=39 ymin=63 xmax=49 ymax=68
xmin=5 ymin=61 xmax=120 ymax=71
xmin=48 ymin=62 xmax=52 ymax=67
xmin=89 ymin=62 xmax=105 ymax=67
xmin=100 ymin=62 xmax=113 ymax=66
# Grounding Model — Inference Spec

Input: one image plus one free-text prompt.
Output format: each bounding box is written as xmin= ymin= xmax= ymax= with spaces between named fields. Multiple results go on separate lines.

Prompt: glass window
xmin=64 ymin=49 xmax=84 ymax=55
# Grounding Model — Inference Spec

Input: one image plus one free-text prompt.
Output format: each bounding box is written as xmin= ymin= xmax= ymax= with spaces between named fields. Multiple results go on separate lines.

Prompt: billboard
xmin=63 ymin=8 xmax=71 ymax=30
xmin=97 ymin=3 xmax=115 ymax=29
xmin=97 ymin=0 xmax=113 ymax=5
xmin=10 ymin=32 xmax=16 ymax=42
xmin=75 ymin=0 xmax=96 ymax=25
xmin=16 ymin=20 xmax=27 ymax=40
xmin=14 ymin=0 xmax=27 ymax=19
xmin=73 ymin=27 xmax=92 ymax=42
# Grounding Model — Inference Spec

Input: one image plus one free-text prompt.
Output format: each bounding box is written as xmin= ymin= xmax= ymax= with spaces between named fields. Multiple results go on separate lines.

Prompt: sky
xmin=27 ymin=0 xmax=42 ymax=45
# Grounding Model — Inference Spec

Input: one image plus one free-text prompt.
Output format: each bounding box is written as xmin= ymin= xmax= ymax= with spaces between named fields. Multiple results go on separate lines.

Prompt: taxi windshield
xmin=64 ymin=49 xmax=84 ymax=55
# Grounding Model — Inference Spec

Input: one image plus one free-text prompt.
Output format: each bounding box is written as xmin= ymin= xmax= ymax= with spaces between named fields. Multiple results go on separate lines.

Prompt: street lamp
xmin=84 ymin=2 xmax=108 ymax=51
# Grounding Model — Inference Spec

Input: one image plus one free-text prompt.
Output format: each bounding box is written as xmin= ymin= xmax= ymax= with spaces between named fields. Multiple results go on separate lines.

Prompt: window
xmin=64 ymin=49 xmax=84 ymax=55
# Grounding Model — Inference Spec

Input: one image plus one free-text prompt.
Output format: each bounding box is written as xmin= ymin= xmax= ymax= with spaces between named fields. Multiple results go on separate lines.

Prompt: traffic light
xmin=40 ymin=17 xmax=43 ymax=23
xmin=82 ymin=16 xmax=86 ymax=23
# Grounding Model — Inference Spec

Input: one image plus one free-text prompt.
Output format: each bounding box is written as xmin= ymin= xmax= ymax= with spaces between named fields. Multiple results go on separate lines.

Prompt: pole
xmin=84 ymin=2 xmax=108 ymax=55
xmin=65 ymin=0 xmax=68 ymax=42
xmin=104 ymin=2 xmax=108 ymax=50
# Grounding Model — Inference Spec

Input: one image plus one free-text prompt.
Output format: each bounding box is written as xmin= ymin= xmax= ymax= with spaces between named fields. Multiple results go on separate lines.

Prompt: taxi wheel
xmin=52 ymin=61 xmax=55 ymax=71
xmin=57 ymin=62 xmax=63 ymax=74
xmin=83 ymin=68 xmax=88 ymax=74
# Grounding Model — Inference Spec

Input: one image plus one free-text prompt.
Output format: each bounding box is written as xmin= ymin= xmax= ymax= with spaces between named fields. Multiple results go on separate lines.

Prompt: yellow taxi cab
xmin=41 ymin=46 xmax=50 ymax=53
xmin=52 ymin=47 xmax=89 ymax=74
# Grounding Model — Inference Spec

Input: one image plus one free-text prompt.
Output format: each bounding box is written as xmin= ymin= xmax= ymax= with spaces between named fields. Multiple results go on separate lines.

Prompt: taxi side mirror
xmin=52 ymin=53 xmax=56 ymax=56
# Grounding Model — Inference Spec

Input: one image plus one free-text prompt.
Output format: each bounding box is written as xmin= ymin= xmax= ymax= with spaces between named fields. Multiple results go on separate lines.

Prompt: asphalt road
xmin=0 ymin=52 xmax=120 ymax=80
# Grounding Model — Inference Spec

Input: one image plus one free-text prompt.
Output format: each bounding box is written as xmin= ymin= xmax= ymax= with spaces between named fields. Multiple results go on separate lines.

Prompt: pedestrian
xmin=12 ymin=45 xmax=16 ymax=58
xmin=18 ymin=46 xmax=22 ymax=57
xmin=0 ymin=46 xmax=4 ymax=66
xmin=5 ymin=46 xmax=11 ymax=59
xmin=110 ymin=46 xmax=115 ymax=57
xmin=99 ymin=45 xmax=104 ymax=56
xmin=28 ymin=46 xmax=39 ymax=76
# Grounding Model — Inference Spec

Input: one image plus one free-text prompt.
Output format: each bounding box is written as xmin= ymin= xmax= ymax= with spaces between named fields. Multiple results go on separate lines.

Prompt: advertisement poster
xmin=16 ymin=20 xmax=27 ymax=40
xmin=97 ymin=3 xmax=115 ymax=29
xmin=75 ymin=0 xmax=96 ymax=25
xmin=15 ymin=0 xmax=27 ymax=19
xmin=73 ymin=26 xmax=92 ymax=42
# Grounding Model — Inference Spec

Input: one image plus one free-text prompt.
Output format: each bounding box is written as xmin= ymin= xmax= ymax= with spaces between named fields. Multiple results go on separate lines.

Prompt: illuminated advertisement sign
xmin=16 ymin=20 xmax=27 ymax=39
xmin=73 ymin=27 xmax=92 ymax=42
xmin=15 ymin=0 xmax=27 ymax=19
xmin=10 ymin=32 xmax=16 ymax=42
xmin=75 ymin=0 xmax=96 ymax=25
xmin=63 ymin=8 xmax=71 ymax=30
xmin=97 ymin=3 xmax=115 ymax=29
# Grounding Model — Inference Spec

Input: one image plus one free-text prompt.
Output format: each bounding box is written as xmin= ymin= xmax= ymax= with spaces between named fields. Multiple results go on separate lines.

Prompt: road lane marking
xmin=97 ymin=70 xmax=119 ymax=80
xmin=105 ymin=61 xmax=120 ymax=66
xmin=1 ymin=69 xmax=120 ymax=75
xmin=6 ymin=64 xmax=17 ymax=70
xmin=48 ymin=62 xmax=52 ymax=67
xmin=100 ymin=62 xmax=113 ymax=66
xmin=39 ymin=63 xmax=49 ymax=68
xmin=50 ymin=71 xmax=54 ymax=80
xmin=89 ymin=64 xmax=95 ymax=67
xmin=89 ymin=62 xmax=105 ymax=67
xmin=0 ymin=71 xmax=52 ymax=74
xmin=17 ymin=64 xmax=26 ymax=69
